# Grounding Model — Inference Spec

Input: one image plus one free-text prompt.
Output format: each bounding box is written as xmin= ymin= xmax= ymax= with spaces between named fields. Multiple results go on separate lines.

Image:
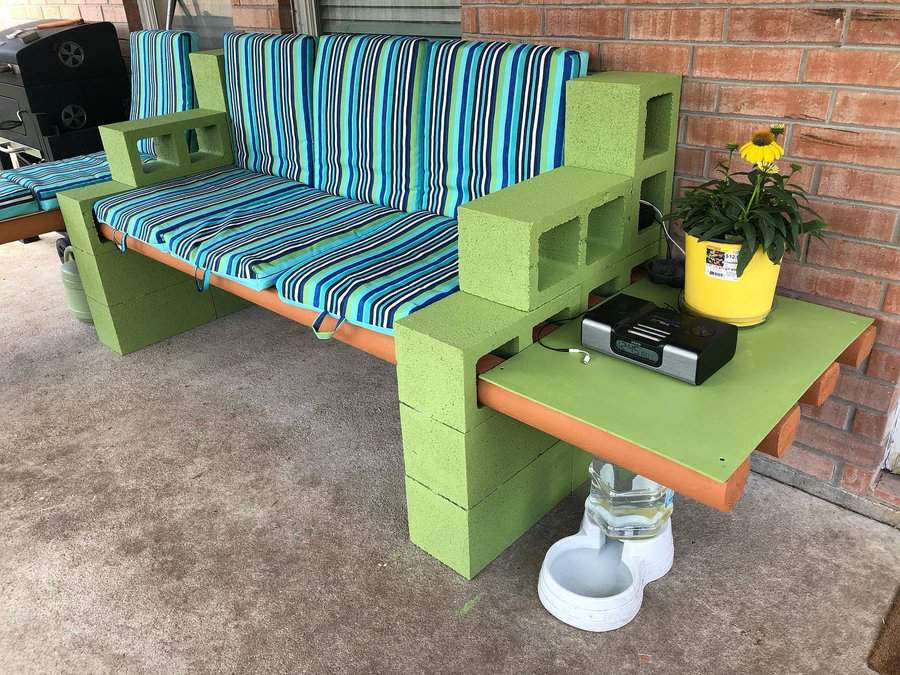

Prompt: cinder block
xmin=406 ymin=440 xmax=574 ymax=579
xmin=565 ymin=72 xmax=681 ymax=178
xmin=87 ymin=279 xmax=218 ymax=355
xmin=73 ymin=244 xmax=187 ymax=307
xmin=400 ymin=403 xmax=557 ymax=509
xmin=457 ymin=166 xmax=632 ymax=312
xmin=395 ymin=285 xmax=582 ymax=432
xmin=58 ymin=181 xmax=133 ymax=254
xmin=190 ymin=50 xmax=228 ymax=113
xmin=101 ymin=109 xmax=233 ymax=188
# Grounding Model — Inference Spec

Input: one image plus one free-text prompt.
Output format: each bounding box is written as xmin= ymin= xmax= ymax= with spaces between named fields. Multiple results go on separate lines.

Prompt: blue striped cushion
xmin=420 ymin=40 xmax=587 ymax=218
xmin=277 ymin=212 xmax=458 ymax=334
xmin=225 ymin=32 xmax=316 ymax=185
xmin=129 ymin=30 xmax=198 ymax=156
xmin=93 ymin=166 xmax=433 ymax=291
xmin=1 ymin=153 xmax=114 ymax=210
xmin=312 ymin=34 xmax=428 ymax=211
xmin=0 ymin=178 xmax=38 ymax=219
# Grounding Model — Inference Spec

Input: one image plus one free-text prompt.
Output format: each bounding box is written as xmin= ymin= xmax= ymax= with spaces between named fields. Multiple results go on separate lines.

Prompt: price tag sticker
xmin=705 ymin=245 xmax=739 ymax=281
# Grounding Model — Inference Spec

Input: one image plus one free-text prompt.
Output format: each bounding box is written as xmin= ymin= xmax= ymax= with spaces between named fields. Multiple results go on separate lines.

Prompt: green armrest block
xmin=58 ymin=180 xmax=134 ymax=254
xmin=565 ymin=72 xmax=681 ymax=178
xmin=100 ymin=108 xmax=234 ymax=188
xmin=457 ymin=166 xmax=632 ymax=312
xmin=190 ymin=50 xmax=228 ymax=113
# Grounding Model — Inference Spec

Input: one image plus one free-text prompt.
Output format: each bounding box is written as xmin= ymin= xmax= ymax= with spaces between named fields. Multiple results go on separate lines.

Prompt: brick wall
xmin=1 ymin=0 xmax=141 ymax=60
xmin=464 ymin=1 xmax=900 ymax=514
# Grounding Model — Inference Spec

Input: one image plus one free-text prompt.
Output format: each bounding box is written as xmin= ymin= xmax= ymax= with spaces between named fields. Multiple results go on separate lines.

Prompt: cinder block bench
xmin=56 ymin=31 xmax=875 ymax=580
xmin=0 ymin=30 xmax=197 ymax=245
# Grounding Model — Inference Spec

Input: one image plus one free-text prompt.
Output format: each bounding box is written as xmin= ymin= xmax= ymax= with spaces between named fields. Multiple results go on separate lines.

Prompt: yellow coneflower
xmin=740 ymin=130 xmax=784 ymax=165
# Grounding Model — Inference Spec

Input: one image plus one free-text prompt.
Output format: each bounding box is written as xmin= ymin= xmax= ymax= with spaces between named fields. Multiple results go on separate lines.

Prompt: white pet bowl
xmin=538 ymin=502 xmax=674 ymax=632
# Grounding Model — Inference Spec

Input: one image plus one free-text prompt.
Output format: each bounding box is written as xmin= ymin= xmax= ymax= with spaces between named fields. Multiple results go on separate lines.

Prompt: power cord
xmin=642 ymin=199 xmax=685 ymax=288
xmin=535 ymin=309 xmax=594 ymax=365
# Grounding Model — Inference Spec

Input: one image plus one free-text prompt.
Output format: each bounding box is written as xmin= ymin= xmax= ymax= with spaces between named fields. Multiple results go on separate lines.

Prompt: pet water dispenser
xmin=538 ymin=459 xmax=675 ymax=632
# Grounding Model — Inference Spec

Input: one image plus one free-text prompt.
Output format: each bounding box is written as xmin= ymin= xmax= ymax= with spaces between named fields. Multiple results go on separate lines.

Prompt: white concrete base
xmin=537 ymin=501 xmax=674 ymax=632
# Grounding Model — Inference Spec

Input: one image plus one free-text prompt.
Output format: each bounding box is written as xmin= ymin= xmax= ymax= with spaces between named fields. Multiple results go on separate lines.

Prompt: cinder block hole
xmin=492 ymin=337 xmax=520 ymax=358
xmin=644 ymin=93 xmax=673 ymax=159
xmin=538 ymin=217 xmax=580 ymax=292
xmin=640 ymin=172 xmax=668 ymax=230
xmin=586 ymin=196 xmax=626 ymax=264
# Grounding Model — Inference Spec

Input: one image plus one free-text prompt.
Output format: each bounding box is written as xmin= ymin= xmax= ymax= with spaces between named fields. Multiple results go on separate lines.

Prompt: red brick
xmin=847 ymin=9 xmax=900 ymax=46
xmin=805 ymin=49 xmax=900 ymax=88
xmin=598 ymin=43 xmax=691 ymax=75
xmin=78 ymin=4 xmax=103 ymax=20
xmin=867 ymin=349 xmax=900 ymax=383
xmin=680 ymin=80 xmax=717 ymax=113
xmin=534 ymin=39 xmax=601 ymax=71
xmin=461 ymin=7 xmax=477 ymax=34
xmin=717 ymin=86 xmax=830 ymax=122
xmin=100 ymin=4 xmax=126 ymax=21
xmin=840 ymin=464 xmax=876 ymax=494
xmin=779 ymin=444 xmax=836 ymax=481
xmin=675 ymin=147 xmax=705 ymax=176
xmin=684 ymin=116 xmax=762 ymax=148
xmin=806 ymin=201 xmax=896 ymax=242
xmin=876 ymin=315 xmax=900 ymax=350
xmin=852 ymin=410 xmax=890 ymax=442
xmin=836 ymin=369 xmax=898 ymax=412
xmin=791 ymin=127 xmax=900 ymax=171
xmin=873 ymin=473 xmax=900 ymax=509
xmin=798 ymin=419 xmax=884 ymax=466
xmin=884 ymin=284 xmax=900 ymax=314
xmin=694 ymin=46 xmax=803 ymax=82
xmin=833 ymin=90 xmax=900 ymax=128
xmin=817 ymin=167 xmax=900 ymax=208
xmin=807 ymin=236 xmax=900 ymax=283
xmin=629 ymin=9 xmax=724 ymax=41
xmin=778 ymin=263 xmax=884 ymax=309
xmin=730 ymin=8 xmax=844 ymax=43
xmin=801 ymin=400 xmax=852 ymax=430
xmin=545 ymin=9 xmax=625 ymax=39
xmin=478 ymin=8 xmax=542 ymax=36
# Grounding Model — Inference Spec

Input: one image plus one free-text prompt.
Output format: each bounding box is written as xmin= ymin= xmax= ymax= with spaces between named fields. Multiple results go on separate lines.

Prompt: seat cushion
xmin=93 ymin=166 xmax=438 ymax=291
xmin=1 ymin=153 xmax=113 ymax=210
xmin=129 ymin=30 xmax=198 ymax=156
xmin=312 ymin=34 xmax=428 ymax=212
xmin=420 ymin=40 xmax=587 ymax=218
xmin=225 ymin=32 xmax=316 ymax=184
xmin=277 ymin=211 xmax=458 ymax=334
xmin=0 ymin=178 xmax=38 ymax=220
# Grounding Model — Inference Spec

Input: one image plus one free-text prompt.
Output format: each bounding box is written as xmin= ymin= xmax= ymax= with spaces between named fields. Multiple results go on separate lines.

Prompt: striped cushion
xmin=129 ymin=30 xmax=198 ymax=156
xmin=1 ymin=153 xmax=113 ymax=210
xmin=277 ymin=212 xmax=458 ymax=334
xmin=313 ymin=34 xmax=428 ymax=211
xmin=93 ymin=166 xmax=433 ymax=291
xmin=420 ymin=40 xmax=587 ymax=218
xmin=225 ymin=32 xmax=316 ymax=184
xmin=0 ymin=179 xmax=38 ymax=220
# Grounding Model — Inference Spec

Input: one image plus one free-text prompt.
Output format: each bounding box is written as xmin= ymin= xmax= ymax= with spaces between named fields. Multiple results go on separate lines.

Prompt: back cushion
xmin=225 ymin=32 xmax=317 ymax=185
xmin=420 ymin=40 xmax=587 ymax=218
xmin=312 ymin=34 xmax=427 ymax=212
xmin=129 ymin=30 xmax=198 ymax=156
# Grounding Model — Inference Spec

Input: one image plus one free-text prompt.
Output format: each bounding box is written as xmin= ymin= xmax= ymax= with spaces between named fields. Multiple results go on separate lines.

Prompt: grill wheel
xmin=57 ymin=41 xmax=85 ymax=68
xmin=60 ymin=103 xmax=87 ymax=130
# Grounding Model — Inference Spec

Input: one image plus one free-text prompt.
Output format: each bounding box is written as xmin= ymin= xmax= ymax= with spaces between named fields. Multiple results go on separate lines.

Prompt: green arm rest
xmin=100 ymin=108 xmax=234 ymax=188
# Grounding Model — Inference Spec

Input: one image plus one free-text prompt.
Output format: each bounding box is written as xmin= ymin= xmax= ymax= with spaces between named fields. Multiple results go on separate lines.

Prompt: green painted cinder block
xmin=457 ymin=166 xmax=632 ymax=313
xmin=101 ymin=109 xmax=233 ymax=188
xmin=400 ymin=403 xmax=557 ymax=509
xmin=565 ymin=72 xmax=681 ymax=178
xmin=190 ymin=50 xmax=228 ymax=113
xmin=87 ymin=279 xmax=218 ymax=355
xmin=406 ymin=440 xmax=574 ymax=579
xmin=395 ymin=285 xmax=582 ymax=432
xmin=58 ymin=181 xmax=133 ymax=254
xmin=73 ymin=245 xmax=187 ymax=308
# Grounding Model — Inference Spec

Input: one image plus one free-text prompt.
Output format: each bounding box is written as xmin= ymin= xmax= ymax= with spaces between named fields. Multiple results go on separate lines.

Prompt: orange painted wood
xmin=99 ymin=224 xmax=397 ymax=363
xmin=0 ymin=209 xmax=64 ymax=245
xmin=754 ymin=405 xmax=801 ymax=458
xmin=837 ymin=324 xmax=876 ymax=368
xmin=799 ymin=362 xmax=840 ymax=407
xmin=476 ymin=376 xmax=750 ymax=512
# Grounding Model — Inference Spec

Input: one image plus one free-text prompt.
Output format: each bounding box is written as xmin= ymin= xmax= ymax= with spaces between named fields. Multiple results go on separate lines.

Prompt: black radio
xmin=581 ymin=294 xmax=738 ymax=385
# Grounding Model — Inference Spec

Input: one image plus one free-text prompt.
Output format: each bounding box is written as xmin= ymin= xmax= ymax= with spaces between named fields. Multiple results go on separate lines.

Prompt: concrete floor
xmin=2 ymin=237 xmax=899 ymax=674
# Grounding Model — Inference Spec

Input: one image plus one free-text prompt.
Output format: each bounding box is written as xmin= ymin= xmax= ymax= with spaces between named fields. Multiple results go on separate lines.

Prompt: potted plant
xmin=666 ymin=124 xmax=826 ymax=326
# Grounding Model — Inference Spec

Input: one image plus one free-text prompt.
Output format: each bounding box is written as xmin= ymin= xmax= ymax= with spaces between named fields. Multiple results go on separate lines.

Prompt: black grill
xmin=0 ymin=20 xmax=128 ymax=166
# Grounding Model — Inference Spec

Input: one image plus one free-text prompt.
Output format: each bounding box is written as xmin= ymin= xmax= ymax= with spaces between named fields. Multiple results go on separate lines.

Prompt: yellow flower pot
xmin=683 ymin=233 xmax=781 ymax=327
